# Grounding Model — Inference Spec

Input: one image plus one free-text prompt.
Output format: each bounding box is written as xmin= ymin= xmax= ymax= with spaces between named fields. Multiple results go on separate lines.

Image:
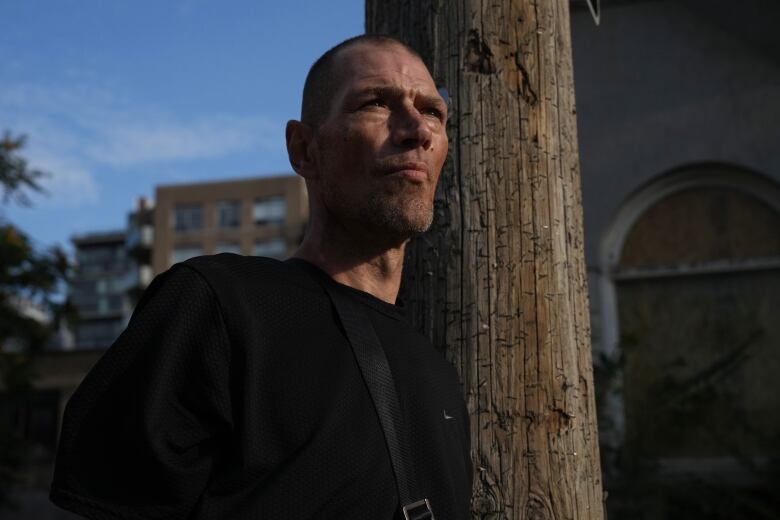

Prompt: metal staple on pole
xmin=586 ymin=0 xmax=601 ymax=25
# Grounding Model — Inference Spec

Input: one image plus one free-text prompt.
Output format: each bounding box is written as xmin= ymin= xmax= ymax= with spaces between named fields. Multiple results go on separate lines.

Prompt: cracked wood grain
xmin=367 ymin=0 xmax=605 ymax=518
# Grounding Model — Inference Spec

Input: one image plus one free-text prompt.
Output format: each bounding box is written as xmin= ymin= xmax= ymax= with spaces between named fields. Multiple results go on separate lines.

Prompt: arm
xmin=50 ymin=264 xmax=232 ymax=520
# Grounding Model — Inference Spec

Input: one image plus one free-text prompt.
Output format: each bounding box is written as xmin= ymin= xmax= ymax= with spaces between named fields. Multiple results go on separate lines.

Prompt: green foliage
xmin=0 ymin=225 xmax=69 ymax=350
xmin=0 ymin=132 xmax=47 ymax=207
xmin=0 ymin=131 xmax=71 ymax=509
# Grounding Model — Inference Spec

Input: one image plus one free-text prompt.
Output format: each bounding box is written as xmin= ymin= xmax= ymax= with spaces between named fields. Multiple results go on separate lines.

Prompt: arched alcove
xmin=619 ymin=187 xmax=780 ymax=268
xmin=616 ymin=186 xmax=780 ymax=463
xmin=597 ymin=164 xmax=780 ymax=478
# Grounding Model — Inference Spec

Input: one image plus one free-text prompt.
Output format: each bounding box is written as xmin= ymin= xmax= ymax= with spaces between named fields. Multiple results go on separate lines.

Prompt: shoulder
xmin=174 ymin=253 xmax=324 ymax=331
xmin=178 ymin=253 xmax=317 ymax=296
xmin=181 ymin=252 xmax=284 ymax=281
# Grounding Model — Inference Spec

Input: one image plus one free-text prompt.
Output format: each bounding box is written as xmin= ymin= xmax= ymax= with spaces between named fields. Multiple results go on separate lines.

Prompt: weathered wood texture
xmin=366 ymin=1 xmax=605 ymax=518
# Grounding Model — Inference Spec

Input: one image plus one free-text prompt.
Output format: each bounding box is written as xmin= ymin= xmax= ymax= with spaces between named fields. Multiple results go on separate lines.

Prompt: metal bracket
xmin=402 ymin=498 xmax=435 ymax=520
xmin=586 ymin=0 xmax=601 ymax=26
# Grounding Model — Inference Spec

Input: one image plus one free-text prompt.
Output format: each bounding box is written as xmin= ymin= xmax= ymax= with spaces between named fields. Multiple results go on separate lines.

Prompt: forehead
xmin=331 ymin=42 xmax=437 ymax=94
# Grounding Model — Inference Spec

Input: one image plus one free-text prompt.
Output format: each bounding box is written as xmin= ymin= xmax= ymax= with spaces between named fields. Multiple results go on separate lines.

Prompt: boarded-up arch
xmin=607 ymin=166 xmax=780 ymax=470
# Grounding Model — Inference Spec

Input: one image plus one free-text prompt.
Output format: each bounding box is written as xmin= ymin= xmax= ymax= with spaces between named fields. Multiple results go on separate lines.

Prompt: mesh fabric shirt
xmin=51 ymin=254 xmax=472 ymax=519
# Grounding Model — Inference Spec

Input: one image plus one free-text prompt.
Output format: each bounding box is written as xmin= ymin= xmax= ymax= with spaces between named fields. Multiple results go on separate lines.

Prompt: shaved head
xmin=301 ymin=34 xmax=424 ymax=127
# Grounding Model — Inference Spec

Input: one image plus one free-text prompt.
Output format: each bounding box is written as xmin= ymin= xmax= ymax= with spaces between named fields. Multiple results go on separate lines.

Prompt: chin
xmin=368 ymin=205 xmax=434 ymax=237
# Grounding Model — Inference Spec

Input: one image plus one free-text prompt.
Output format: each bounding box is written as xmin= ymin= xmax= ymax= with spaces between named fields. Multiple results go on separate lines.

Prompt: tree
xmin=366 ymin=1 xmax=605 ymax=518
xmin=0 ymin=132 xmax=67 ymax=352
xmin=0 ymin=133 xmax=47 ymax=207
xmin=0 ymin=132 xmax=69 ymax=509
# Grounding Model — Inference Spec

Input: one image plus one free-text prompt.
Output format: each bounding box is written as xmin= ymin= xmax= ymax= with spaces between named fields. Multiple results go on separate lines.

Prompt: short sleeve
xmin=50 ymin=263 xmax=233 ymax=520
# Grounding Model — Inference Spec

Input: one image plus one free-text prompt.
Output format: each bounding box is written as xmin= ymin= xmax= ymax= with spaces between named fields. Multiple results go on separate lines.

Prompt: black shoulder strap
xmin=320 ymin=279 xmax=435 ymax=520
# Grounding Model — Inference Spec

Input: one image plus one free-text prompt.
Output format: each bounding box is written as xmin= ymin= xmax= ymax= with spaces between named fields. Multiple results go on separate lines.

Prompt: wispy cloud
xmin=0 ymin=82 xmax=283 ymax=207
xmin=85 ymin=112 xmax=279 ymax=167
xmin=0 ymin=112 xmax=99 ymax=208
xmin=27 ymin=152 xmax=100 ymax=208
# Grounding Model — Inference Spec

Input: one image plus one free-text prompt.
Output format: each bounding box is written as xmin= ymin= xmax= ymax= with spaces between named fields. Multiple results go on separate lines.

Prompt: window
xmin=171 ymin=245 xmax=202 ymax=265
xmin=216 ymin=200 xmax=241 ymax=229
xmin=75 ymin=319 xmax=123 ymax=348
xmin=214 ymin=242 xmax=241 ymax=255
xmin=108 ymin=293 xmax=125 ymax=312
xmin=77 ymin=245 xmax=125 ymax=274
xmin=173 ymin=204 xmax=203 ymax=232
xmin=71 ymin=280 xmax=97 ymax=300
xmin=253 ymin=238 xmax=287 ymax=259
xmin=253 ymin=196 xmax=286 ymax=225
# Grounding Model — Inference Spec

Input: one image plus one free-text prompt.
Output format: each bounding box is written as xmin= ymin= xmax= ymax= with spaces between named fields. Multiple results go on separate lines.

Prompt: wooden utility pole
xmin=366 ymin=2 xmax=605 ymax=518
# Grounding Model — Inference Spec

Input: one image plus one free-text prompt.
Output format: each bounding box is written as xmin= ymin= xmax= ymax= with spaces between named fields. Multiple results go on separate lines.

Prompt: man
xmin=51 ymin=35 xmax=472 ymax=519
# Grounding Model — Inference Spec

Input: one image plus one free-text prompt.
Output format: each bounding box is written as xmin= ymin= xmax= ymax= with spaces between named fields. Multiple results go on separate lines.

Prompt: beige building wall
xmin=152 ymin=174 xmax=308 ymax=275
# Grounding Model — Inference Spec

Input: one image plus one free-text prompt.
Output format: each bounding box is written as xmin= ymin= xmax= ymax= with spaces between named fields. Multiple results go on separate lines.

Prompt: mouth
xmin=383 ymin=161 xmax=429 ymax=183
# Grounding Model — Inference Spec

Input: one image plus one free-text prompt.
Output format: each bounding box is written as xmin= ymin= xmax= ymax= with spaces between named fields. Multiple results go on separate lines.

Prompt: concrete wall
xmin=569 ymin=0 xmax=780 ymax=350
xmin=571 ymin=0 xmax=780 ymax=264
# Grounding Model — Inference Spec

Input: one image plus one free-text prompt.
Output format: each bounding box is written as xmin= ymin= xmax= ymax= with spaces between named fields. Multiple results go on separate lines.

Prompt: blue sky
xmin=0 ymin=0 xmax=363 ymax=252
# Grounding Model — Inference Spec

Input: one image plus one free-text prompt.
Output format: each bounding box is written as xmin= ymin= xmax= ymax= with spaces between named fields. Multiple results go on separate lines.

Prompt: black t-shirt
xmin=51 ymin=254 xmax=472 ymax=519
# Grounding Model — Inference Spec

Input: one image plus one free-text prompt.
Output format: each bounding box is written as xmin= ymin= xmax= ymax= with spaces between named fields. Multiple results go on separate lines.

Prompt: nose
xmin=390 ymin=106 xmax=433 ymax=150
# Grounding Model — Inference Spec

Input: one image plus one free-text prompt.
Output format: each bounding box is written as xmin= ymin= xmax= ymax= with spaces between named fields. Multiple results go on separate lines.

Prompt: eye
xmin=421 ymin=107 xmax=444 ymax=120
xmin=361 ymin=98 xmax=387 ymax=109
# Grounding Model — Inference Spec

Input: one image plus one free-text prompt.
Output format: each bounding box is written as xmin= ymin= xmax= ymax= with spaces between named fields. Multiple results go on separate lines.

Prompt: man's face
xmin=312 ymin=42 xmax=448 ymax=240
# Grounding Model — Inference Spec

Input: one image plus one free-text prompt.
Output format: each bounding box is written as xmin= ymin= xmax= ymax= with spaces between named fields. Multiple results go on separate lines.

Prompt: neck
xmin=291 ymin=216 xmax=408 ymax=304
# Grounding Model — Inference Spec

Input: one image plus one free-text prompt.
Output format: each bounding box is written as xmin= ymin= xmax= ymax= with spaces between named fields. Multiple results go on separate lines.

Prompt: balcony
xmin=125 ymin=225 xmax=154 ymax=254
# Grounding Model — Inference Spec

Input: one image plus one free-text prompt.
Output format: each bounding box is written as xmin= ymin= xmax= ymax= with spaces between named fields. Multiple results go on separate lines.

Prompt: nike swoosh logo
xmin=443 ymin=410 xmax=455 ymax=420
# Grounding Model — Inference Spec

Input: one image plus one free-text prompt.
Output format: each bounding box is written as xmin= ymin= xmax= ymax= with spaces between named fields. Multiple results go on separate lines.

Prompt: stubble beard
xmin=323 ymin=180 xmax=435 ymax=242
xmin=363 ymin=188 xmax=434 ymax=237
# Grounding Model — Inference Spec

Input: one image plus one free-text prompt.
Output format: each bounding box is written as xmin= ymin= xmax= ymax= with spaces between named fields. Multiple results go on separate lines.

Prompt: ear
xmin=286 ymin=120 xmax=318 ymax=179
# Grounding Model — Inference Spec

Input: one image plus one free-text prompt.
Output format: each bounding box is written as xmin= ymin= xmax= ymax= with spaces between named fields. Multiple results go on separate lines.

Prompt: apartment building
xmin=67 ymin=197 xmax=155 ymax=350
xmin=152 ymin=174 xmax=308 ymax=275
xmin=124 ymin=196 xmax=155 ymax=302
xmin=69 ymin=230 xmax=131 ymax=348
